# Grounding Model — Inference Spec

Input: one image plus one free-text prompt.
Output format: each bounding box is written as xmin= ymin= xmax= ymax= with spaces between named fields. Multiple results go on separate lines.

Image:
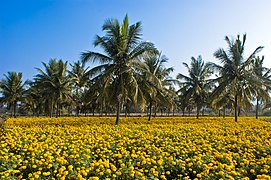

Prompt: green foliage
xmin=81 ymin=15 xmax=157 ymax=124
xmin=177 ymin=56 xmax=213 ymax=118
xmin=212 ymin=34 xmax=264 ymax=121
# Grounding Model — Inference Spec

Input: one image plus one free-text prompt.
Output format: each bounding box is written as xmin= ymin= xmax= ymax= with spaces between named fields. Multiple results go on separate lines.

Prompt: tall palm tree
xmin=213 ymin=34 xmax=263 ymax=122
xmin=69 ymin=60 xmax=90 ymax=116
xmin=34 ymin=59 xmax=73 ymax=117
xmin=81 ymin=15 xmax=156 ymax=124
xmin=0 ymin=72 xmax=26 ymax=117
xmin=177 ymin=56 xmax=213 ymax=119
xmin=141 ymin=52 xmax=174 ymax=121
xmin=252 ymin=56 xmax=271 ymax=119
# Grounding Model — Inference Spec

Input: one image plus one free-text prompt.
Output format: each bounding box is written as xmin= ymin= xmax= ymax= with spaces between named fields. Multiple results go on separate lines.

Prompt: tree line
xmin=1 ymin=15 xmax=270 ymax=124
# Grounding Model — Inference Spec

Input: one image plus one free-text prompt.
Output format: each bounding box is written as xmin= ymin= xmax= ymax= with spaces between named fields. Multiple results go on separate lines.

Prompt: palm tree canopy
xmin=252 ymin=56 xmax=271 ymax=103
xmin=81 ymin=15 xmax=157 ymax=106
xmin=213 ymin=34 xmax=263 ymax=94
xmin=177 ymin=56 xmax=213 ymax=98
xmin=212 ymin=34 xmax=263 ymax=121
xmin=34 ymin=59 xmax=73 ymax=105
xmin=0 ymin=72 xmax=26 ymax=103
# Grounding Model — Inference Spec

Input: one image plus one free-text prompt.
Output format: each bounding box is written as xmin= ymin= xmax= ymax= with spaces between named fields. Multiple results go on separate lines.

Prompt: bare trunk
xmin=115 ymin=94 xmax=122 ymax=125
xmin=125 ymin=104 xmax=128 ymax=118
xmin=13 ymin=101 xmax=17 ymax=118
xmin=196 ymin=105 xmax=199 ymax=119
xmin=50 ymin=101 xmax=53 ymax=118
xmin=154 ymin=104 xmax=157 ymax=117
xmin=56 ymin=102 xmax=59 ymax=118
xmin=116 ymin=101 xmax=121 ymax=125
xmin=223 ymin=107 xmax=226 ymax=118
xmin=148 ymin=98 xmax=152 ymax=121
xmin=256 ymin=98 xmax=259 ymax=119
xmin=76 ymin=105 xmax=80 ymax=116
xmin=234 ymin=95 xmax=238 ymax=122
xmin=182 ymin=109 xmax=185 ymax=116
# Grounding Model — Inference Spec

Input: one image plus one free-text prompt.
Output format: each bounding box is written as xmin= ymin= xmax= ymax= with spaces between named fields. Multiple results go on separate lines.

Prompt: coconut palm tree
xmin=177 ymin=86 xmax=193 ymax=116
xmin=141 ymin=52 xmax=175 ymax=121
xmin=0 ymin=72 xmax=26 ymax=117
xmin=34 ymin=59 xmax=73 ymax=117
xmin=251 ymin=56 xmax=271 ymax=119
xmin=177 ymin=56 xmax=213 ymax=119
xmin=81 ymin=15 xmax=156 ymax=124
xmin=21 ymin=81 xmax=42 ymax=116
xmin=213 ymin=34 xmax=263 ymax=122
xmin=69 ymin=60 xmax=90 ymax=116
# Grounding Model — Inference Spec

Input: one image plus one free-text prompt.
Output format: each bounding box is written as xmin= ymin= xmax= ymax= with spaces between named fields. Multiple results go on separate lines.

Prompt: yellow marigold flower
xmin=89 ymin=177 xmax=99 ymax=180
xmin=42 ymin=171 xmax=50 ymax=176
xmin=106 ymin=169 xmax=111 ymax=174
xmin=68 ymin=165 xmax=73 ymax=171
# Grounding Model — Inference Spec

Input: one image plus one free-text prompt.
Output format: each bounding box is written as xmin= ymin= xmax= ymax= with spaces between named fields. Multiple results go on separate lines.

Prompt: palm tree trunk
xmin=148 ymin=98 xmax=152 ymax=121
xmin=50 ymin=100 xmax=53 ymax=118
xmin=256 ymin=98 xmax=259 ymax=119
xmin=115 ymin=94 xmax=122 ymax=125
xmin=13 ymin=101 xmax=17 ymax=118
xmin=76 ymin=105 xmax=80 ymax=116
xmin=56 ymin=102 xmax=59 ymax=118
xmin=125 ymin=103 xmax=128 ymax=118
xmin=234 ymin=95 xmax=238 ymax=122
xmin=196 ymin=105 xmax=199 ymax=119
xmin=154 ymin=104 xmax=157 ymax=117
xmin=116 ymin=101 xmax=121 ymax=125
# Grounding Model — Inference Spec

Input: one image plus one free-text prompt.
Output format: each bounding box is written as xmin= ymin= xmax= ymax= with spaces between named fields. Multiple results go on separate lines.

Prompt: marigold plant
xmin=1 ymin=117 xmax=271 ymax=180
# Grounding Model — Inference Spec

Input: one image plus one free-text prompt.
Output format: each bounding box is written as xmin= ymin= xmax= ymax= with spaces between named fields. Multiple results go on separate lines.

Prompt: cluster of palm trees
xmin=1 ymin=15 xmax=270 ymax=124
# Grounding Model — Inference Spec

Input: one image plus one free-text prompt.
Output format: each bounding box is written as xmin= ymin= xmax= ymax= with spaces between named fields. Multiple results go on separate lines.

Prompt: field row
xmin=1 ymin=117 xmax=271 ymax=179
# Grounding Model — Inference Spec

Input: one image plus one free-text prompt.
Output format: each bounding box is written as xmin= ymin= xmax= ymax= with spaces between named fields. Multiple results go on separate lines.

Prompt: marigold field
xmin=1 ymin=117 xmax=271 ymax=180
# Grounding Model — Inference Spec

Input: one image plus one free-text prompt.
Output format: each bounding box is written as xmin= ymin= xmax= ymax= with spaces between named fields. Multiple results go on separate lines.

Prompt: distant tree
xmin=22 ymin=81 xmax=42 ymax=116
xmin=177 ymin=56 xmax=213 ymax=119
xmin=81 ymin=15 xmax=156 ymax=124
xmin=177 ymin=86 xmax=193 ymax=116
xmin=69 ymin=60 xmax=90 ymax=116
xmin=251 ymin=56 xmax=271 ymax=119
xmin=141 ymin=52 xmax=174 ymax=121
xmin=0 ymin=72 xmax=26 ymax=117
xmin=213 ymin=34 xmax=263 ymax=122
xmin=34 ymin=59 xmax=73 ymax=117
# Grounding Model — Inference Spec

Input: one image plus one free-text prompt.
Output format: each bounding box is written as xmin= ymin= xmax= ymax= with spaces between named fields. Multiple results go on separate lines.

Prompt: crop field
xmin=1 ymin=117 xmax=271 ymax=180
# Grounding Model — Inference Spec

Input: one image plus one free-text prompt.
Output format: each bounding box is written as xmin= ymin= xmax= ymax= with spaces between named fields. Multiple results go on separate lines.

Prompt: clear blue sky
xmin=1 ymin=0 xmax=271 ymax=80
